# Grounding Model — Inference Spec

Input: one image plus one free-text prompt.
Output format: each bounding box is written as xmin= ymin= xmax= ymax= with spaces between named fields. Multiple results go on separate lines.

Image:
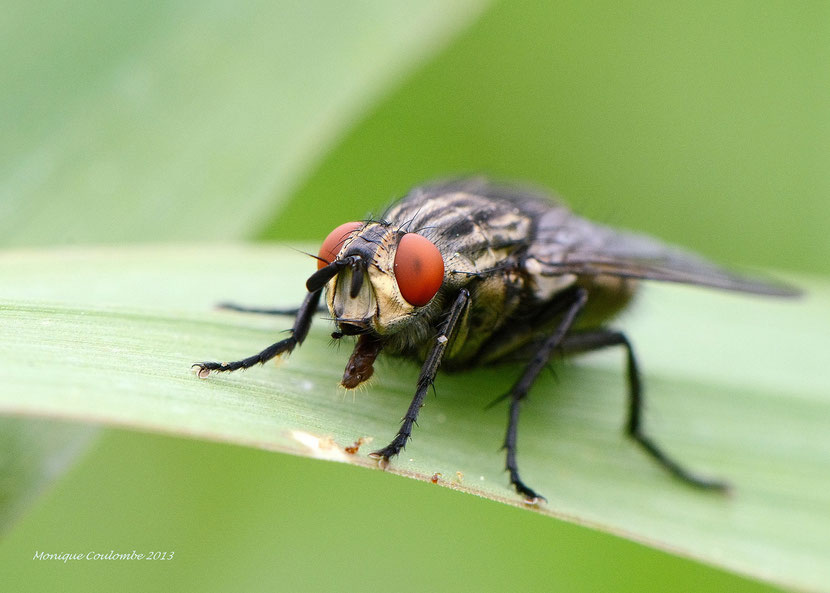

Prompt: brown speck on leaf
xmin=344 ymin=436 xmax=371 ymax=454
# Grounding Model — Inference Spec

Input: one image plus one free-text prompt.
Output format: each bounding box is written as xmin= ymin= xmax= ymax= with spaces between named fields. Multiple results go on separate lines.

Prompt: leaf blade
xmin=0 ymin=244 xmax=827 ymax=592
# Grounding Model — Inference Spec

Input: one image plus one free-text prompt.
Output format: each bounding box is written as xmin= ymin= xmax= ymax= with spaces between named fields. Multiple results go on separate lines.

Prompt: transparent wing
xmin=527 ymin=210 xmax=800 ymax=297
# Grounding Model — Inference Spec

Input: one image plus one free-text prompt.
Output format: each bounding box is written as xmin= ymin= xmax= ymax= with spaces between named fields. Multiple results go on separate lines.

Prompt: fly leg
xmin=560 ymin=329 xmax=728 ymax=491
xmin=370 ymin=289 xmax=471 ymax=463
xmin=192 ymin=289 xmax=322 ymax=376
xmin=502 ymin=287 xmax=588 ymax=502
xmin=216 ymin=301 xmax=327 ymax=316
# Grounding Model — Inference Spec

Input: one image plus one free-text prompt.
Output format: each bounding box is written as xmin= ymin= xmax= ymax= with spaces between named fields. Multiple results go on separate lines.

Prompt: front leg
xmin=192 ymin=289 xmax=322 ymax=376
xmin=370 ymin=289 xmax=471 ymax=463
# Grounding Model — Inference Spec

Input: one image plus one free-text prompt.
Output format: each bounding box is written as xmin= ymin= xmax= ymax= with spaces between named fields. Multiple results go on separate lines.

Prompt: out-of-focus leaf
xmin=0 ymin=419 xmax=97 ymax=534
xmin=0 ymin=245 xmax=827 ymax=592
xmin=0 ymin=0 xmax=487 ymax=246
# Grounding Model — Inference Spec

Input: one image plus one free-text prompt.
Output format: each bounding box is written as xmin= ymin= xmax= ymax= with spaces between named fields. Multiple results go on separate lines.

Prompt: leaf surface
xmin=1 ymin=245 xmax=826 ymax=592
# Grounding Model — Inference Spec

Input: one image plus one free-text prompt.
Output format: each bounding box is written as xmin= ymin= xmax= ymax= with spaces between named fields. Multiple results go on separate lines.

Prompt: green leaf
xmin=0 ymin=0 xmax=487 ymax=246
xmin=1 ymin=245 xmax=827 ymax=592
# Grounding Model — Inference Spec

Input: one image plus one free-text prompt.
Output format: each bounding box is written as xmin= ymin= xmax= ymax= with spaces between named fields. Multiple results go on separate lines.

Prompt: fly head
xmin=308 ymin=221 xmax=446 ymax=339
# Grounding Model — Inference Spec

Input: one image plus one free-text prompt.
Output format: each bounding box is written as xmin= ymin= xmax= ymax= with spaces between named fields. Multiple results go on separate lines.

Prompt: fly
xmin=193 ymin=179 xmax=799 ymax=502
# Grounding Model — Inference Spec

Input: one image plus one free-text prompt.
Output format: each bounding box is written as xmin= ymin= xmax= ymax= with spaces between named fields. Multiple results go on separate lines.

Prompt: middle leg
xmin=370 ymin=289 xmax=471 ymax=463
xmin=503 ymin=286 xmax=588 ymax=502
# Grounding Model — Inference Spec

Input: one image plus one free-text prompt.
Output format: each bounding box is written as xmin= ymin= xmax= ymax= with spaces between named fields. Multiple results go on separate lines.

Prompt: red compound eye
xmin=394 ymin=233 xmax=444 ymax=306
xmin=318 ymin=222 xmax=362 ymax=269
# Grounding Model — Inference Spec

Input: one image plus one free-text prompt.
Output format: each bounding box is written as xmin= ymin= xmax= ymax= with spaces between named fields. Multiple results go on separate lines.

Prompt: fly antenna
xmin=306 ymin=256 xmax=356 ymax=292
xmin=349 ymin=256 xmax=365 ymax=298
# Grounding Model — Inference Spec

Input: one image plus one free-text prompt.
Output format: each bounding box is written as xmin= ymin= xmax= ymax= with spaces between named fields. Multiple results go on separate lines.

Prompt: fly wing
xmin=527 ymin=209 xmax=800 ymax=297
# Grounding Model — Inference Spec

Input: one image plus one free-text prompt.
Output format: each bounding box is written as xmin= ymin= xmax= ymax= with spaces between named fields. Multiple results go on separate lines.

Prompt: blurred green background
xmin=1 ymin=0 xmax=827 ymax=591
